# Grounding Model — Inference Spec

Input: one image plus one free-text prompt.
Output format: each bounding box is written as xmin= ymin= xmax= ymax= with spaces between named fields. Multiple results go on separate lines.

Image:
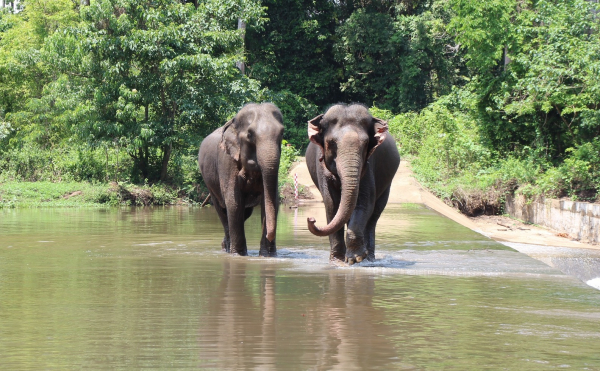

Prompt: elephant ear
xmin=367 ymin=117 xmax=388 ymax=159
xmin=220 ymin=119 xmax=240 ymax=162
xmin=308 ymin=114 xmax=324 ymax=149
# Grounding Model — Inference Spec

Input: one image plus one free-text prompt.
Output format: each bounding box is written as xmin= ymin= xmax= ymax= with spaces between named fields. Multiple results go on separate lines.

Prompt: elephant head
xmin=220 ymin=103 xmax=284 ymax=242
xmin=306 ymin=104 xmax=388 ymax=236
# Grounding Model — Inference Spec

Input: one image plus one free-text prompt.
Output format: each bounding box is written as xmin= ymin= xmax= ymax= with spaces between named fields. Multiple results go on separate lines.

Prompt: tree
xmin=246 ymin=0 xmax=343 ymax=108
xmin=50 ymin=0 xmax=264 ymax=182
xmin=450 ymin=0 xmax=600 ymax=159
xmin=0 ymin=0 xmax=79 ymax=145
xmin=334 ymin=1 xmax=466 ymax=111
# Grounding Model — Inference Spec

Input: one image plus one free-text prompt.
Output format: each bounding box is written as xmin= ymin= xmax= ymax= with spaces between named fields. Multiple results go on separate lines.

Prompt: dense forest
xmin=0 ymin=0 xmax=599 ymax=210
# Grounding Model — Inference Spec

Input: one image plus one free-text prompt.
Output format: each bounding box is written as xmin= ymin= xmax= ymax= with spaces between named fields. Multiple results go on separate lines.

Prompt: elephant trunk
xmin=258 ymin=144 xmax=281 ymax=242
xmin=308 ymin=150 xmax=361 ymax=236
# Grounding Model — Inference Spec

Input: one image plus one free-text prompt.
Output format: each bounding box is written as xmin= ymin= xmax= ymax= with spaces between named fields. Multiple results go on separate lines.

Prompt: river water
xmin=1 ymin=204 xmax=599 ymax=369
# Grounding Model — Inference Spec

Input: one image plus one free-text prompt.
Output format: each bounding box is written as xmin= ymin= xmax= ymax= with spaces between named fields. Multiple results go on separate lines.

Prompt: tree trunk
xmin=136 ymin=147 xmax=150 ymax=181
xmin=236 ymin=18 xmax=246 ymax=74
xmin=1 ymin=1 xmax=5 ymax=9
xmin=160 ymin=143 xmax=172 ymax=182
xmin=503 ymin=45 xmax=511 ymax=70
xmin=116 ymin=142 xmax=119 ymax=182
xmin=105 ymin=146 xmax=109 ymax=182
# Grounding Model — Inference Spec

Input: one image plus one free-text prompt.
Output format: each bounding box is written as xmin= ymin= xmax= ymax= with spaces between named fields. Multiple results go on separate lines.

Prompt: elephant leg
xmin=213 ymin=197 xmax=230 ymax=253
xmin=321 ymin=177 xmax=345 ymax=262
xmin=225 ymin=195 xmax=248 ymax=256
xmin=260 ymin=203 xmax=277 ymax=257
xmin=365 ymin=187 xmax=390 ymax=261
xmin=345 ymin=177 xmax=376 ymax=265
xmin=345 ymin=204 xmax=374 ymax=264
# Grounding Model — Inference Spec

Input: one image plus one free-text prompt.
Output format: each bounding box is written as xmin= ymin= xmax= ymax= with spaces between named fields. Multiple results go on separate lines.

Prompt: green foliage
xmin=381 ymin=93 xmax=491 ymax=198
xmin=278 ymin=140 xmax=298 ymax=188
xmin=337 ymin=2 xmax=464 ymax=111
xmin=246 ymin=0 xmax=342 ymax=107
xmin=1 ymin=0 xmax=599 ymax=209
xmin=62 ymin=0 xmax=265 ymax=181
xmin=449 ymin=0 xmax=515 ymax=72
xmin=453 ymin=0 xmax=600 ymax=161
xmin=0 ymin=181 xmax=113 ymax=208
xmin=535 ymin=140 xmax=600 ymax=200
xmin=0 ymin=122 xmax=11 ymax=140
xmin=0 ymin=143 xmax=132 ymax=183
xmin=0 ymin=0 xmax=79 ymax=116
xmin=335 ymin=10 xmax=396 ymax=105
xmin=0 ymin=0 xmax=269 ymax=188
xmin=259 ymin=89 xmax=318 ymax=150
xmin=248 ymin=0 xmax=464 ymax=112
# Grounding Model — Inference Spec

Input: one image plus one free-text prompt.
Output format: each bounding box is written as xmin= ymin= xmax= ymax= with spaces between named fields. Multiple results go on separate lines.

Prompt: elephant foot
xmin=221 ymin=238 xmax=230 ymax=253
xmin=330 ymin=247 xmax=346 ymax=261
xmin=230 ymin=247 xmax=248 ymax=256
xmin=345 ymin=249 xmax=368 ymax=265
xmin=231 ymin=251 xmax=248 ymax=257
xmin=259 ymin=248 xmax=277 ymax=258
xmin=330 ymin=251 xmax=346 ymax=266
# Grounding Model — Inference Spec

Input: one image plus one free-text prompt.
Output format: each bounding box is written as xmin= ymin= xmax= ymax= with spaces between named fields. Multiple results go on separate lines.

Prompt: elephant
xmin=305 ymin=104 xmax=400 ymax=265
xmin=198 ymin=103 xmax=284 ymax=257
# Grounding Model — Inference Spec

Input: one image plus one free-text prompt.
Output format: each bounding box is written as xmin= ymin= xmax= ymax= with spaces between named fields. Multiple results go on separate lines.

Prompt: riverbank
xmin=290 ymin=158 xmax=600 ymax=251
xmin=0 ymin=181 xmax=202 ymax=208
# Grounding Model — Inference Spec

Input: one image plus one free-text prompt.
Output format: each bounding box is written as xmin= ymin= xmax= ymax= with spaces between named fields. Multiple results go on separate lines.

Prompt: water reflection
xmin=196 ymin=259 xmax=397 ymax=370
xmin=199 ymin=260 xmax=280 ymax=369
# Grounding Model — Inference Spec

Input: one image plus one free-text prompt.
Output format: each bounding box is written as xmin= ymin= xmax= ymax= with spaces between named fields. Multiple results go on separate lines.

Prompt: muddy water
xmin=1 ymin=204 xmax=600 ymax=369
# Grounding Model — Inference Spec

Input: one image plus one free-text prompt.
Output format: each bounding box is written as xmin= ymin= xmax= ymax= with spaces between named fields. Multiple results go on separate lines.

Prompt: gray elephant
xmin=198 ymin=103 xmax=284 ymax=257
xmin=305 ymin=104 xmax=400 ymax=264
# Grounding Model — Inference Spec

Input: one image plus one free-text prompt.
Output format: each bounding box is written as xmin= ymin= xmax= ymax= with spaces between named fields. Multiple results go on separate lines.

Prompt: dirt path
xmin=290 ymin=158 xmax=599 ymax=250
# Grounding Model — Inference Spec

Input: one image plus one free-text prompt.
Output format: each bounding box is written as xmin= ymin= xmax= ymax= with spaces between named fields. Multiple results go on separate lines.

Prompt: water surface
xmin=1 ymin=204 xmax=599 ymax=369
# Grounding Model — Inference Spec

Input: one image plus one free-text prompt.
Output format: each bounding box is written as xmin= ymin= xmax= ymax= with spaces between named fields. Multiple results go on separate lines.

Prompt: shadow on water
xmin=1 ymin=204 xmax=600 ymax=369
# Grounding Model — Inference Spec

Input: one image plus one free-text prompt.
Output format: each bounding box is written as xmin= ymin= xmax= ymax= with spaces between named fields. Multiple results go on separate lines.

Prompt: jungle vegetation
xmin=0 ymin=0 xmax=599 ymax=210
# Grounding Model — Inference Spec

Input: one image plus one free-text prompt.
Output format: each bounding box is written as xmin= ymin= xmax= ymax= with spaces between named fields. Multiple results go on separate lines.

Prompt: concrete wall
xmin=505 ymin=195 xmax=600 ymax=244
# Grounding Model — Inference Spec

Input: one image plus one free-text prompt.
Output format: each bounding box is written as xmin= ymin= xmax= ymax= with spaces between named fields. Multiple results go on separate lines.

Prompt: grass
xmin=0 ymin=181 xmax=188 ymax=208
xmin=0 ymin=142 xmax=301 ymax=209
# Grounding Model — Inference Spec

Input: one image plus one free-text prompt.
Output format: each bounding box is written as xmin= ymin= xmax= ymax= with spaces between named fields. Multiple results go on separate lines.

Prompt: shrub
xmin=278 ymin=140 xmax=298 ymax=188
xmin=259 ymin=90 xmax=319 ymax=151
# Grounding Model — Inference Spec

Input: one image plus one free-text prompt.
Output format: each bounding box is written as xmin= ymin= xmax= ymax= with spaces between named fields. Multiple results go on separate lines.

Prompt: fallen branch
xmin=200 ymin=194 xmax=211 ymax=207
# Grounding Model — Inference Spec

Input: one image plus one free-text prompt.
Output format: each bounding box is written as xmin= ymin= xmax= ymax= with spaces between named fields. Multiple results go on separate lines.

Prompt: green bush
xmin=278 ymin=140 xmax=299 ymax=188
xmin=259 ymin=90 xmax=319 ymax=151
xmin=372 ymin=91 xmax=599 ymax=215
xmin=0 ymin=144 xmax=124 ymax=183
xmin=377 ymin=97 xmax=491 ymax=188
xmin=0 ymin=181 xmax=111 ymax=208
xmin=535 ymin=140 xmax=600 ymax=200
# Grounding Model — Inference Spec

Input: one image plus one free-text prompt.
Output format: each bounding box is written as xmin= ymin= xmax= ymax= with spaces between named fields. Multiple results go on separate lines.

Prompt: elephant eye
xmin=246 ymin=131 xmax=254 ymax=141
xmin=326 ymin=140 xmax=336 ymax=151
